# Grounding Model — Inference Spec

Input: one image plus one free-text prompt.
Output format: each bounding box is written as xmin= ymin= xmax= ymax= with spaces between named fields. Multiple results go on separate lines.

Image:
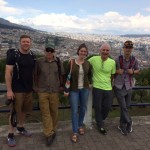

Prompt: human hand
xmin=127 ymin=69 xmax=134 ymax=75
xmin=7 ymin=90 xmax=15 ymax=100
xmin=59 ymin=86 xmax=64 ymax=92
xmin=89 ymin=84 xmax=92 ymax=89
xmin=33 ymin=87 xmax=39 ymax=92
xmin=117 ymin=69 xmax=124 ymax=75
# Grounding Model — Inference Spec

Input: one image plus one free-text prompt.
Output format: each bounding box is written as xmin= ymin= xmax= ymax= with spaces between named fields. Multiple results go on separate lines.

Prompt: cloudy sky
xmin=0 ymin=0 xmax=150 ymax=34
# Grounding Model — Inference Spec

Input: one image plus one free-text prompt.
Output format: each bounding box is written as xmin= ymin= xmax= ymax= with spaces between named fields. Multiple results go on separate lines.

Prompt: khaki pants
xmin=38 ymin=92 xmax=59 ymax=137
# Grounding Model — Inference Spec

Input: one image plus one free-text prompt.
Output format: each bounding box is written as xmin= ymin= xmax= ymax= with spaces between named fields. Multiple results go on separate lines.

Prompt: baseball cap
xmin=123 ymin=40 xmax=134 ymax=48
xmin=45 ymin=42 xmax=55 ymax=50
xmin=45 ymin=42 xmax=55 ymax=52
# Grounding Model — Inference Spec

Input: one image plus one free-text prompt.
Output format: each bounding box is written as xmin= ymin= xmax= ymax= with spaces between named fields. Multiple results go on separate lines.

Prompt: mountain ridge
xmin=0 ymin=18 xmax=35 ymax=31
xmin=1 ymin=18 xmax=150 ymax=37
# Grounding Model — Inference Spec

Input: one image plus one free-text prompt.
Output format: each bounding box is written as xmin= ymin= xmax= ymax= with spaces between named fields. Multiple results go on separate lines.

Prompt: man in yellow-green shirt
xmin=88 ymin=43 xmax=116 ymax=135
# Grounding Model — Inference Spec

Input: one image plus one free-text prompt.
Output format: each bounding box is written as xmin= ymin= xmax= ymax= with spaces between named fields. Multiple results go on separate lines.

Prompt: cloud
xmin=145 ymin=7 xmax=150 ymax=12
xmin=0 ymin=0 xmax=149 ymax=35
xmin=0 ymin=0 xmax=20 ymax=15
xmin=0 ymin=0 xmax=42 ymax=16
xmin=86 ymin=12 xmax=150 ymax=34
xmin=1 ymin=0 xmax=150 ymax=34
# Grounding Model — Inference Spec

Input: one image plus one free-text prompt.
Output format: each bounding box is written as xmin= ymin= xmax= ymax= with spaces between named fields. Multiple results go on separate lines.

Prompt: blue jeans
xmin=69 ymin=88 xmax=90 ymax=133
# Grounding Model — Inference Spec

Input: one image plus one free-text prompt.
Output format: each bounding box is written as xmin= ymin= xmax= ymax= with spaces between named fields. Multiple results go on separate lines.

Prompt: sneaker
xmin=52 ymin=131 xmax=56 ymax=140
xmin=99 ymin=128 xmax=107 ymax=135
xmin=46 ymin=135 xmax=54 ymax=146
xmin=118 ymin=125 xmax=128 ymax=135
xmin=16 ymin=127 xmax=32 ymax=137
xmin=126 ymin=121 xmax=133 ymax=133
xmin=7 ymin=133 xmax=16 ymax=147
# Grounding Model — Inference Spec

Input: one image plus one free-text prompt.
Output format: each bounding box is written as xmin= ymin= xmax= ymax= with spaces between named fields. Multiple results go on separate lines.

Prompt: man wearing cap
xmin=34 ymin=43 xmax=65 ymax=146
xmin=114 ymin=40 xmax=140 ymax=135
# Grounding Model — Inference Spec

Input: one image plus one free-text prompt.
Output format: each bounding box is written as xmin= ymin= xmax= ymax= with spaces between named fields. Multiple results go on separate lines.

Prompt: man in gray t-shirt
xmin=114 ymin=40 xmax=140 ymax=135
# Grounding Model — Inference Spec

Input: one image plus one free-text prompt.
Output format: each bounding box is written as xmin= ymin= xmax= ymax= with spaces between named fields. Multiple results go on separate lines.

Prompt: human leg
xmin=69 ymin=90 xmax=79 ymax=134
xmin=114 ymin=87 xmax=128 ymax=135
xmin=125 ymin=89 xmax=133 ymax=133
xmin=125 ymin=89 xmax=132 ymax=122
xmin=78 ymin=88 xmax=89 ymax=128
xmin=15 ymin=92 xmax=32 ymax=136
xmin=14 ymin=93 xmax=25 ymax=127
xmin=83 ymin=89 xmax=93 ymax=129
xmin=7 ymin=92 xmax=31 ymax=146
xmin=71 ymin=133 xmax=78 ymax=143
xmin=15 ymin=92 xmax=32 ymax=125
xmin=92 ymin=88 xmax=103 ymax=128
xmin=38 ymin=93 xmax=53 ymax=137
xmin=116 ymin=87 xmax=131 ymax=124
xmin=101 ymin=90 xmax=113 ymax=120
xmin=38 ymin=93 xmax=57 ymax=146
xmin=94 ymin=90 xmax=113 ymax=135
xmin=46 ymin=93 xmax=59 ymax=145
xmin=7 ymin=111 xmax=16 ymax=147
xmin=48 ymin=93 xmax=59 ymax=131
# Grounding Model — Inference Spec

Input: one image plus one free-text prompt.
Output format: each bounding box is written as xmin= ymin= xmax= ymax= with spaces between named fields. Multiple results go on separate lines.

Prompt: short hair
xmin=77 ymin=43 xmax=88 ymax=56
xmin=100 ymin=43 xmax=111 ymax=51
xmin=20 ymin=35 xmax=31 ymax=41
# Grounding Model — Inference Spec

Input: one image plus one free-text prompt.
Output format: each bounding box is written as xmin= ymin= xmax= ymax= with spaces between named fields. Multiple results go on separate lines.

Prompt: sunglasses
xmin=124 ymin=46 xmax=133 ymax=49
xmin=45 ymin=48 xmax=55 ymax=53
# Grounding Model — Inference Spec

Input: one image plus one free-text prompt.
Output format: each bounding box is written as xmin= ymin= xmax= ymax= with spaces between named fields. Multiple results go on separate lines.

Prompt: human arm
xmin=33 ymin=61 xmax=39 ymax=92
xmin=127 ymin=58 xmax=140 ymax=75
xmin=88 ymin=63 xmax=93 ymax=88
xmin=127 ymin=68 xmax=140 ymax=75
xmin=5 ymin=65 xmax=15 ymax=100
xmin=111 ymin=60 xmax=116 ymax=85
xmin=115 ymin=57 xmax=124 ymax=75
xmin=133 ymin=69 xmax=140 ymax=74
xmin=59 ymin=61 xmax=66 ymax=91
xmin=116 ymin=69 xmax=124 ymax=75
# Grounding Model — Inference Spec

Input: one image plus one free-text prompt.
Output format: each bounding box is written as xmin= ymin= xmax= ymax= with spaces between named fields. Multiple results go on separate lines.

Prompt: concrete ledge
xmin=0 ymin=115 xmax=150 ymax=137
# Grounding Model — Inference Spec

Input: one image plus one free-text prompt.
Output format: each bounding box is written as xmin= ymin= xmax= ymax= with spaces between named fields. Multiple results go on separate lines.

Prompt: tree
xmin=133 ymin=68 xmax=150 ymax=106
xmin=0 ymin=59 xmax=6 ymax=83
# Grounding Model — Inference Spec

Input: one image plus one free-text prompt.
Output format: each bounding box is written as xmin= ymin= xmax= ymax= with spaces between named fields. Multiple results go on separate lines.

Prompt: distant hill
xmin=0 ymin=18 xmax=35 ymax=31
xmin=120 ymin=34 xmax=150 ymax=38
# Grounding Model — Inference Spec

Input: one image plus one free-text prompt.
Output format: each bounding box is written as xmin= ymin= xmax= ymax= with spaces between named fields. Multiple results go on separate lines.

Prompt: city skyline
xmin=0 ymin=0 xmax=150 ymax=34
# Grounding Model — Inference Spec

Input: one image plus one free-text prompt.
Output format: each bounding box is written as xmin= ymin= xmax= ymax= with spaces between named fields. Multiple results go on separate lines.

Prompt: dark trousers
xmin=114 ymin=86 xmax=132 ymax=125
xmin=92 ymin=88 xmax=113 ymax=128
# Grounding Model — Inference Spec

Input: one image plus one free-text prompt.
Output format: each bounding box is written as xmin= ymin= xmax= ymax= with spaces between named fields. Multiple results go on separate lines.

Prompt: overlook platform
xmin=0 ymin=116 xmax=150 ymax=150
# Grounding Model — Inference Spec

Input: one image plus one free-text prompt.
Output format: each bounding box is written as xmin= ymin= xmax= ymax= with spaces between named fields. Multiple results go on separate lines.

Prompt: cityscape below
xmin=0 ymin=28 xmax=150 ymax=69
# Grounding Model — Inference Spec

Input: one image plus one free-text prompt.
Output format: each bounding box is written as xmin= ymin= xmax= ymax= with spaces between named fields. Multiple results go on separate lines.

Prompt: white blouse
xmin=75 ymin=59 xmax=84 ymax=89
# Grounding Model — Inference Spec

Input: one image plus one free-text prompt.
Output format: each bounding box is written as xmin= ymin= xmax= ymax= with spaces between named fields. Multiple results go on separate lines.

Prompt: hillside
xmin=0 ymin=18 xmax=35 ymax=31
xmin=120 ymin=34 xmax=150 ymax=38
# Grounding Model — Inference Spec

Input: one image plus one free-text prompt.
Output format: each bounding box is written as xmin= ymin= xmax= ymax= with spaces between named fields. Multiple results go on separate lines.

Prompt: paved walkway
xmin=0 ymin=116 xmax=150 ymax=150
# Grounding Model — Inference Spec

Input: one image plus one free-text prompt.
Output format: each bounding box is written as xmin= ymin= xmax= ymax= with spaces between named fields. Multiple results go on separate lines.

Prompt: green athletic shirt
xmin=88 ymin=56 xmax=116 ymax=90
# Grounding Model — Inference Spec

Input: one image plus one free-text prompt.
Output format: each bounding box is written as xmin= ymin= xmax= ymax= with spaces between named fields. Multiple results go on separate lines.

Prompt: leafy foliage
xmin=132 ymin=68 xmax=150 ymax=104
xmin=0 ymin=59 xmax=6 ymax=83
xmin=135 ymin=68 xmax=150 ymax=86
